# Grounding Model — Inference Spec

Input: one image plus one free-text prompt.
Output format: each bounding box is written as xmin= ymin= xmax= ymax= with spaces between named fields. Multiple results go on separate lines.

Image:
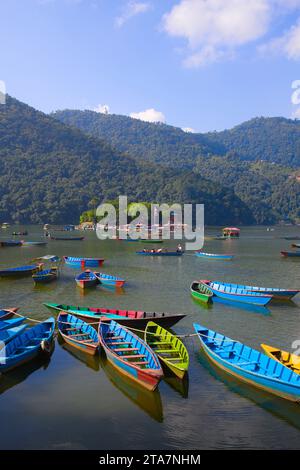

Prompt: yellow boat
xmin=261 ymin=344 xmax=300 ymax=374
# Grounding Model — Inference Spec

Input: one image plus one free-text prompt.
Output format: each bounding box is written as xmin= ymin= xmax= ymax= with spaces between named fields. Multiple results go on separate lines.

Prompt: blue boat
xmin=199 ymin=280 xmax=272 ymax=306
xmin=195 ymin=252 xmax=234 ymax=261
xmin=0 ymin=264 xmax=43 ymax=277
xmin=0 ymin=324 xmax=27 ymax=344
xmin=137 ymin=250 xmax=183 ymax=256
xmin=0 ymin=240 xmax=22 ymax=247
xmin=75 ymin=270 xmax=99 ymax=289
xmin=193 ymin=323 xmax=300 ymax=402
xmin=281 ymin=251 xmax=300 ymax=258
xmin=209 ymin=281 xmax=299 ymax=300
xmin=0 ymin=316 xmax=26 ymax=331
xmin=98 ymin=319 xmax=163 ymax=391
xmin=21 ymin=241 xmax=47 ymax=246
xmin=64 ymin=256 xmax=105 ymax=267
xmin=32 ymin=267 xmax=58 ymax=284
xmin=58 ymin=312 xmax=99 ymax=355
xmin=0 ymin=317 xmax=55 ymax=372
xmin=0 ymin=308 xmax=18 ymax=321
xmin=94 ymin=272 xmax=125 ymax=287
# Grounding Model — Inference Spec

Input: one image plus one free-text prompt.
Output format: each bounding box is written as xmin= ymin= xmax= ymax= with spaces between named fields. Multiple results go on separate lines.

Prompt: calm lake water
xmin=0 ymin=225 xmax=300 ymax=450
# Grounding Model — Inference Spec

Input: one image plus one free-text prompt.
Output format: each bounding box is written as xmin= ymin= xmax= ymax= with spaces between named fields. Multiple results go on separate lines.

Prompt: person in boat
xmin=176 ymin=244 xmax=183 ymax=253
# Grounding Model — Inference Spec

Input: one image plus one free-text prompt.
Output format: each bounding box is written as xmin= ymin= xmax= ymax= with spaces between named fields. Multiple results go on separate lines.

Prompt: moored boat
xmin=199 ymin=280 xmax=272 ymax=306
xmin=261 ymin=344 xmax=300 ymax=374
xmin=51 ymin=236 xmax=84 ymax=241
xmin=140 ymin=239 xmax=163 ymax=244
xmin=190 ymin=281 xmax=213 ymax=304
xmin=0 ymin=264 xmax=43 ymax=278
xmin=193 ymin=323 xmax=300 ymax=402
xmin=44 ymin=303 xmax=186 ymax=328
xmin=0 ymin=308 xmax=18 ymax=321
xmin=21 ymin=241 xmax=47 ymax=246
xmin=137 ymin=250 xmax=183 ymax=256
xmin=144 ymin=321 xmax=189 ymax=379
xmin=0 ymin=324 xmax=27 ymax=344
xmin=64 ymin=256 xmax=105 ymax=268
xmin=12 ymin=231 xmax=28 ymax=236
xmin=32 ymin=267 xmax=58 ymax=284
xmin=75 ymin=270 xmax=99 ymax=289
xmin=0 ymin=317 xmax=55 ymax=372
xmin=99 ymin=319 xmax=163 ymax=391
xmin=292 ymin=244 xmax=300 ymax=248
xmin=204 ymin=280 xmax=299 ymax=300
xmin=0 ymin=240 xmax=22 ymax=247
xmin=195 ymin=252 xmax=234 ymax=260
xmin=94 ymin=272 xmax=125 ymax=288
xmin=58 ymin=312 xmax=99 ymax=355
xmin=281 ymin=251 xmax=300 ymax=258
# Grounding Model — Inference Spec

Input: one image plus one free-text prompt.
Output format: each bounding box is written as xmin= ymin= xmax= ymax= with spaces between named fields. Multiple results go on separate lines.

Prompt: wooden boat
xmin=12 ymin=231 xmax=28 ymax=236
xmin=190 ymin=281 xmax=213 ymax=304
xmin=193 ymin=323 xmax=300 ymax=402
xmin=58 ymin=312 xmax=99 ymax=355
xmin=33 ymin=255 xmax=60 ymax=263
xmin=99 ymin=319 xmax=163 ymax=391
xmin=0 ymin=324 xmax=27 ymax=344
xmin=21 ymin=241 xmax=47 ymax=246
xmin=0 ymin=316 xmax=25 ymax=331
xmin=0 ymin=240 xmax=22 ymax=247
xmin=0 ymin=308 xmax=18 ymax=321
xmin=140 ymin=239 xmax=163 ymax=244
xmin=136 ymin=250 xmax=183 ymax=256
xmin=292 ymin=244 xmax=300 ymax=248
xmin=44 ymin=303 xmax=186 ymax=328
xmin=199 ymin=280 xmax=272 ymax=306
xmin=94 ymin=272 xmax=125 ymax=288
xmin=284 ymin=236 xmax=300 ymax=241
xmin=51 ymin=236 xmax=84 ymax=241
xmin=0 ymin=317 xmax=55 ymax=372
xmin=261 ymin=344 xmax=300 ymax=374
xmin=195 ymin=251 xmax=234 ymax=260
xmin=206 ymin=280 xmax=299 ymax=300
xmin=0 ymin=264 xmax=43 ymax=278
xmin=75 ymin=270 xmax=99 ymax=289
xmin=144 ymin=322 xmax=189 ymax=379
xmin=64 ymin=256 xmax=105 ymax=268
xmin=281 ymin=251 xmax=300 ymax=258
xmin=32 ymin=267 xmax=58 ymax=284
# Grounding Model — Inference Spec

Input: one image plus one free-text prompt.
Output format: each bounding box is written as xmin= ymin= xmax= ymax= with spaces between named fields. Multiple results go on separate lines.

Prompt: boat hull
xmin=200 ymin=281 xmax=272 ymax=306
xmin=195 ymin=252 xmax=233 ymax=260
xmin=58 ymin=313 xmax=99 ymax=356
xmin=208 ymin=281 xmax=299 ymax=300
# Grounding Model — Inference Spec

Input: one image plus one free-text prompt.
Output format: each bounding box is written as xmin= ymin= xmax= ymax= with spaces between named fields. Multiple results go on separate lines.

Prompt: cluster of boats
xmin=0 ymin=306 xmax=189 ymax=390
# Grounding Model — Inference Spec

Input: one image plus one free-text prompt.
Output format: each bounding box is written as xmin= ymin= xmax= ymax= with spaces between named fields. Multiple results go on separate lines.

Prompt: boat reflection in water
xmin=212 ymin=296 xmax=271 ymax=315
xmin=196 ymin=350 xmax=300 ymax=432
xmin=57 ymin=335 xmax=100 ymax=372
xmin=100 ymin=354 xmax=163 ymax=423
xmin=163 ymin=373 xmax=189 ymax=399
xmin=0 ymin=344 xmax=55 ymax=396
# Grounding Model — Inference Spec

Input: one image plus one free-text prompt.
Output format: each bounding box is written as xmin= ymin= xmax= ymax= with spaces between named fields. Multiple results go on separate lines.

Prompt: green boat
xmin=190 ymin=281 xmax=213 ymax=304
xmin=144 ymin=321 xmax=189 ymax=379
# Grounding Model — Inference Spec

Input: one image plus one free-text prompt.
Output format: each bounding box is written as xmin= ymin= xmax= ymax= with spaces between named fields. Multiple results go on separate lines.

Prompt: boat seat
xmin=69 ymin=333 xmax=90 ymax=337
xmin=165 ymin=357 xmax=182 ymax=362
xmin=156 ymin=349 xmax=178 ymax=354
xmin=122 ymin=354 xmax=146 ymax=359
xmin=214 ymin=347 xmax=235 ymax=353
xmin=235 ymin=361 xmax=258 ymax=367
xmin=149 ymin=341 xmax=170 ymax=345
xmin=115 ymin=347 xmax=139 ymax=352
xmin=107 ymin=341 xmax=132 ymax=345
xmin=131 ymin=361 xmax=150 ymax=365
xmin=107 ymin=335 xmax=123 ymax=340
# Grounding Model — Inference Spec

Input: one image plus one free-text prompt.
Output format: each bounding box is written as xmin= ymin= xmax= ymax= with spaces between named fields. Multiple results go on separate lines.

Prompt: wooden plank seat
xmin=107 ymin=341 xmax=132 ymax=345
xmin=115 ymin=347 xmax=139 ymax=352
xmin=69 ymin=333 xmax=90 ymax=337
xmin=106 ymin=335 xmax=123 ymax=340
xmin=149 ymin=341 xmax=170 ymax=346
xmin=122 ymin=354 xmax=146 ymax=359
xmin=154 ymin=349 xmax=177 ymax=354
xmin=131 ymin=361 xmax=150 ymax=365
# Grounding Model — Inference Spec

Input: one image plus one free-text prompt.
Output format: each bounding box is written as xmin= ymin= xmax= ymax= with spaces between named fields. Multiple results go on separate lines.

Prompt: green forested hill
xmin=53 ymin=109 xmax=300 ymax=223
xmin=0 ymin=96 xmax=251 ymax=224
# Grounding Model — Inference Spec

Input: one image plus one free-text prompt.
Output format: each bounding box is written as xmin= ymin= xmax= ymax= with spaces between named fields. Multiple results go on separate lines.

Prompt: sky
xmin=1 ymin=0 xmax=300 ymax=131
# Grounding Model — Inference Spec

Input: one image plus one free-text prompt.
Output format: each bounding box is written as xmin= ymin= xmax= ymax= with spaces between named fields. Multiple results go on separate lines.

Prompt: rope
xmin=11 ymin=311 xmax=43 ymax=323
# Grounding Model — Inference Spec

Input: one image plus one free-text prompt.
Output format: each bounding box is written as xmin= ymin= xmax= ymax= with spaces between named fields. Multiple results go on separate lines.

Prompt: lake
xmin=0 ymin=225 xmax=300 ymax=450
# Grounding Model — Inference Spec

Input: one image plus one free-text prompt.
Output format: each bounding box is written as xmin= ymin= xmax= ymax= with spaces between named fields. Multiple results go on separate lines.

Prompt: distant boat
xmin=195 ymin=252 xmax=234 ymax=261
xmin=21 ymin=241 xmax=47 ymax=246
xmin=44 ymin=302 xmax=186 ymax=329
xmin=0 ymin=240 xmax=22 ymax=247
xmin=75 ymin=270 xmax=99 ymax=289
xmin=193 ymin=323 xmax=300 ymax=402
xmin=1 ymin=223 xmax=10 ymax=229
xmin=32 ymin=267 xmax=58 ymax=284
xmin=206 ymin=280 xmax=299 ymax=300
xmin=283 ymin=236 xmax=300 ymax=241
xmin=291 ymin=244 xmax=300 ymax=248
xmin=94 ymin=272 xmax=125 ymax=288
xmin=139 ymin=239 xmax=163 ymax=244
xmin=64 ymin=256 xmax=104 ymax=268
xmin=98 ymin=319 xmax=163 ymax=391
xmin=137 ymin=250 xmax=183 ymax=256
xmin=0 ymin=318 xmax=55 ymax=372
xmin=199 ymin=280 xmax=272 ymax=306
xmin=0 ymin=264 xmax=43 ymax=278
xmin=51 ymin=236 xmax=84 ymax=241
xmin=12 ymin=231 xmax=28 ymax=236
xmin=281 ymin=251 xmax=300 ymax=258
xmin=190 ymin=281 xmax=213 ymax=304
xmin=58 ymin=312 xmax=99 ymax=356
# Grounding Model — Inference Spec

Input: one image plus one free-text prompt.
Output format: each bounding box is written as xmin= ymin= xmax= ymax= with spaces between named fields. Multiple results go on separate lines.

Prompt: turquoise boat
xmin=0 ymin=324 xmax=27 ymax=344
xmin=195 ymin=252 xmax=234 ymax=261
xmin=0 ymin=318 xmax=55 ymax=372
xmin=58 ymin=313 xmax=99 ymax=355
xmin=199 ymin=280 xmax=272 ymax=306
xmin=94 ymin=272 xmax=125 ymax=287
xmin=193 ymin=323 xmax=300 ymax=402
xmin=64 ymin=256 xmax=105 ymax=267
xmin=208 ymin=281 xmax=299 ymax=300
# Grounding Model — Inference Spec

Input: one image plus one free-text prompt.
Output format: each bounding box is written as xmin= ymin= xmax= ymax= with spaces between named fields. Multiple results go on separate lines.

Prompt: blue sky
xmin=1 ymin=0 xmax=300 ymax=131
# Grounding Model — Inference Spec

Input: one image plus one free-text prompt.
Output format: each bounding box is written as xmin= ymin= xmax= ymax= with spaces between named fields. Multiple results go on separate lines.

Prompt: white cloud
xmin=93 ymin=104 xmax=110 ymax=114
xmin=115 ymin=1 xmax=151 ymax=28
xmin=292 ymin=107 xmax=300 ymax=119
xmin=182 ymin=127 xmax=196 ymax=133
xmin=130 ymin=108 xmax=166 ymax=123
xmin=259 ymin=19 xmax=300 ymax=60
